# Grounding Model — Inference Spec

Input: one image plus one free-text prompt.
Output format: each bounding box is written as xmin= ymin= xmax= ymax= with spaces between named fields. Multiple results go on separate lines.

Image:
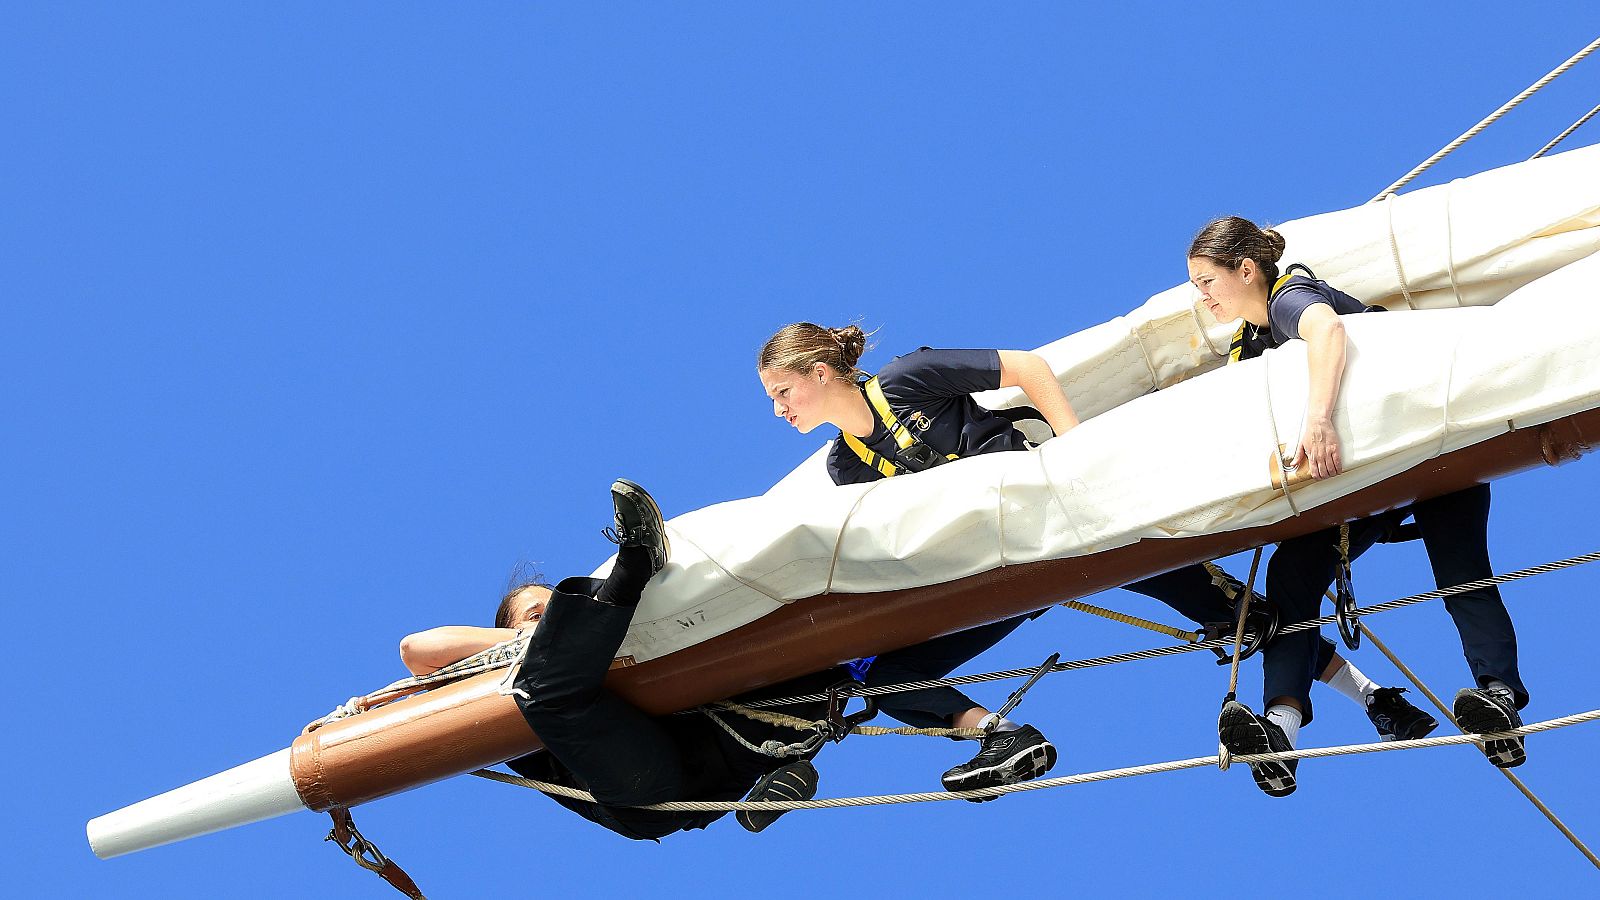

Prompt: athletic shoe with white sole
xmin=940 ymin=724 xmax=1057 ymax=800
xmin=1453 ymin=686 xmax=1525 ymax=768
xmin=1218 ymin=700 xmax=1297 ymax=798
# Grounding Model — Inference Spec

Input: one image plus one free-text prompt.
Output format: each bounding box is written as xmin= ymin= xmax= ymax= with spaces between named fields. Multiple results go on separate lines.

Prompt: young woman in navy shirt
xmin=755 ymin=322 xmax=1424 ymax=795
xmin=1189 ymin=216 xmax=1529 ymax=798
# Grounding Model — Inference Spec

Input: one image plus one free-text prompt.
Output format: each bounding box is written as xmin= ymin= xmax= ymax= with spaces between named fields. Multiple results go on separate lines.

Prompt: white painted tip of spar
xmin=87 ymin=748 xmax=305 ymax=859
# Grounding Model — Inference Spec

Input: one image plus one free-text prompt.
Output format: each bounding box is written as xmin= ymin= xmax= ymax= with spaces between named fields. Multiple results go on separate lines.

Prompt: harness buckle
xmin=823 ymin=680 xmax=878 ymax=742
xmin=1202 ymin=597 xmax=1281 ymax=665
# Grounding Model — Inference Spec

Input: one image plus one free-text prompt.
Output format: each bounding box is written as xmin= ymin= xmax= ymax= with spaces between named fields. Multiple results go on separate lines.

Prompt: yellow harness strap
xmin=1227 ymin=322 xmax=1248 ymax=364
xmin=838 ymin=377 xmax=959 ymax=478
xmin=1226 ymin=270 xmax=1298 ymax=366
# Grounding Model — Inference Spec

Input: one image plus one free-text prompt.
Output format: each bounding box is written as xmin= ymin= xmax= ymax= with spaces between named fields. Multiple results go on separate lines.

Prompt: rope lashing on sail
xmin=469 ymin=707 xmax=1600 ymax=811
xmin=1372 ymin=34 xmax=1600 ymax=199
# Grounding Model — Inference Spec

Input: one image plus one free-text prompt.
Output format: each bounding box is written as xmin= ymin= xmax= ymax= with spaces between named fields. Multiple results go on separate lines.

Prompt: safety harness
xmin=839 ymin=376 xmax=1050 ymax=477
xmin=838 ymin=376 xmax=962 ymax=477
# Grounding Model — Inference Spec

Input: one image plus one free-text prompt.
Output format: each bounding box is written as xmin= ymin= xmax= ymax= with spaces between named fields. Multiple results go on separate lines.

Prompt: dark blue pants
xmin=1128 ymin=563 xmax=1340 ymax=724
xmin=1264 ymin=483 xmax=1526 ymax=726
xmin=1410 ymin=484 xmax=1527 ymax=706
xmin=868 ymin=615 xmax=1034 ymax=729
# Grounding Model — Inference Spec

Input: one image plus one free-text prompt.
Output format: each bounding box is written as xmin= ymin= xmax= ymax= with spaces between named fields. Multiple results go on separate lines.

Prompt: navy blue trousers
xmin=867 ymin=614 xmax=1034 ymax=729
xmin=1265 ymin=483 xmax=1526 ymax=726
xmin=1127 ymin=563 xmax=1340 ymax=723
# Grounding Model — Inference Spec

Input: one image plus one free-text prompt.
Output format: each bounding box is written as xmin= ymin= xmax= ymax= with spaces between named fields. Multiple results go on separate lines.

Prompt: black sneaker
xmin=603 ymin=478 xmax=670 ymax=574
xmin=1453 ymin=687 xmax=1525 ymax=768
xmin=940 ymin=724 xmax=1057 ymax=800
xmin=737 ymin=760 xmax=818 ymax=833
xmin=1218 ymin=700 xmax=1297 ymax=798
xmin=1366 ymin=687 xmax=1439 ymax=742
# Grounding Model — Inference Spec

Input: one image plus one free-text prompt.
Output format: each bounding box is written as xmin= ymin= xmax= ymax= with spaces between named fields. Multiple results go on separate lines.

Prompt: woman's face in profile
xmin=1189 ymin=256 xmax=1255 ymax=324
xmin=759 ymin=364 xmax=831 ymax=434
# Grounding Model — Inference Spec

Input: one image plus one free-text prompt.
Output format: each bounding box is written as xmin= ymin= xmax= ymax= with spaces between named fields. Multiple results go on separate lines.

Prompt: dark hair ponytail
xmin=1188 ymin=216 xmax=1286 ymax=283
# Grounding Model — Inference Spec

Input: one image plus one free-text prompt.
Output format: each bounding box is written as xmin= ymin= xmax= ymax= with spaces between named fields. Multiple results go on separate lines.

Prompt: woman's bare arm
xmin=997 ymin=350 xmax=1080 ymax=437
xmin=399 ymin=626 xmax=519 ymax=675
xmin=1293 ymin=304 xmax=1348 ymax=479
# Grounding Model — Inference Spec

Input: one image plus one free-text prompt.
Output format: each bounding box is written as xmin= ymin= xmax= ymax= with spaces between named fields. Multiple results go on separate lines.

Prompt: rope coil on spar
xmin=470 ymin=708 xmax=1600 ymax=810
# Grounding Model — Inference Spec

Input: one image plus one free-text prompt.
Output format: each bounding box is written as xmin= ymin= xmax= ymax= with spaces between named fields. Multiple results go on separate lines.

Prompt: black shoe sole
xmin=1218 ymin=702 xmax=1296 ymax=798
xmin=941 ymin=741 xmax=1058 ymax=794
xmin=613 ymin=478 xmax=670 ymax=571
xmin=1453 ymin=692 xmax=1526 ymax=768
xmin=737 ymin=762 xmax=819 ymax=833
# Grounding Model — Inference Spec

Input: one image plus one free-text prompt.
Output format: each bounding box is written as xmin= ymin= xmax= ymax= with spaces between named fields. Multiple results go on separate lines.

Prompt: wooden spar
xmin=86 ymin=409 xmax=1598 ymax=857
xmin=286 ymin=409 xmax=1599 ymax=812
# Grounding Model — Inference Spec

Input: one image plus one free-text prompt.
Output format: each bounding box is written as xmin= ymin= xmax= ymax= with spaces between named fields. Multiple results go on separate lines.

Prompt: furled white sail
xmin=610 ymin=145 xmax=1600 ymax=665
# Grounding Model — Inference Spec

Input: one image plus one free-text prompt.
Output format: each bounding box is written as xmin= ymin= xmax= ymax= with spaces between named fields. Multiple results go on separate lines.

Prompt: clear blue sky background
xmin=8 ymin=4 xmax=1599 ymax=898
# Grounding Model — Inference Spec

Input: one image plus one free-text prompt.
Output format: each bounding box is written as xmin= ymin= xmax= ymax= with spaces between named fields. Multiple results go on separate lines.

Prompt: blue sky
xmin=8 ymin=4 xmax=1600 ymax=897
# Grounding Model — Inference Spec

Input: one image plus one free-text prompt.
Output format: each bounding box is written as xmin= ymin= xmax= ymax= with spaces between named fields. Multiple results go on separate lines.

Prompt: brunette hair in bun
xmin=757 ymin=322 xmax=872 ymax=382
xmin=1188 ymin=216 xmax=1286 ymax=283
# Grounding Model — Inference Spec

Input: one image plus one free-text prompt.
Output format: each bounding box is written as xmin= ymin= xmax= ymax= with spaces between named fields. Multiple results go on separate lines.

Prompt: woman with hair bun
xmin=757 ymin=317 xmax=1431 ymax=797
xmin=1189 ymin=215 xmax=1529 ymax=798
xmin=756 ymin=325 xmax=1078 ymax=795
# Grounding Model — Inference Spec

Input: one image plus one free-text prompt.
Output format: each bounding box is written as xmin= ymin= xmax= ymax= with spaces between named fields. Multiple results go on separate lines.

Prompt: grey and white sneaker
xmin=1453 ymin=686 xmax=1525 ymax=768
xmin=1218 ymin=700 xmax=1297 ymax=797
xmin=940 ymin=724 xmax=1057 ymax=800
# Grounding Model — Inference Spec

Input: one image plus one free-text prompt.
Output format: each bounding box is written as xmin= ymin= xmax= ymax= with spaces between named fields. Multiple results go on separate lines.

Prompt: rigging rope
xmin=1530 ymin=101 xmax=1600 ymax=160
xmin=739 ymin=549 xmax=1600 ymax=709
xmin=1359 ymin=620 xmax=1600 ymax=870
xmin=1371 ymin=35 xmax=1600 ymax=200
xmin=470 ymin=708 xmax=1600 ymax=811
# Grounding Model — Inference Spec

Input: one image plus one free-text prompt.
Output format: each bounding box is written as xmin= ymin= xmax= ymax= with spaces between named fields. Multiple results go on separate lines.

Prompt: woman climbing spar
xmin=1188 ymin=216 xmax=1530 ymax=798
xmin=754 ymin=323 xmax=1427 ymax=796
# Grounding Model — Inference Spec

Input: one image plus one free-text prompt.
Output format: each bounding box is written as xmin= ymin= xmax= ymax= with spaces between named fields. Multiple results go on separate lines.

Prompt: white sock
xmin=977 ymin=713 xmax=1021 ymax=733
xmin=1264 ymin=704 xmax=1302 ymax=747
xmin=1324 ymin=660 xmax=1380 ymax=708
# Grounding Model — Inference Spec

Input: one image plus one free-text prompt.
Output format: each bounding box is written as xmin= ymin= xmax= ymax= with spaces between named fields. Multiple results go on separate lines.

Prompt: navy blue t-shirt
xmin=1235 ymin=274 xmax=1372 ymax=362
xmin=826 ymin=348 xmax=1029 ymax=486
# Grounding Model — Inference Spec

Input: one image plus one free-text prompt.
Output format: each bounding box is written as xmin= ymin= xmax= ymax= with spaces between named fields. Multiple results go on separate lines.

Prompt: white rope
xmin=669 ymin=524 xmax=788 ymax=605
xmin=1372 ymin=35 xmax=1600 ymax=199
xmin=1260 ymin=348 xmax=1303 ymax=516
xmin=826 ymin=478 xmax=884 ymax=595
xmin=1382 ymin=192 xmax=1418 ymax=310
xmin=471 ymin=707 xmax=1600 ymax=810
